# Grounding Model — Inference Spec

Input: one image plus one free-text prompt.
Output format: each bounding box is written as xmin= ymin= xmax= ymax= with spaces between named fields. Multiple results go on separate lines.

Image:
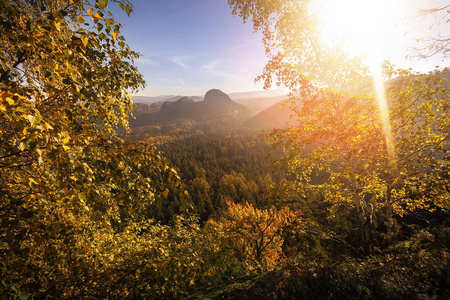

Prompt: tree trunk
xmin=384 ymin=185 xmax=394 ymax=242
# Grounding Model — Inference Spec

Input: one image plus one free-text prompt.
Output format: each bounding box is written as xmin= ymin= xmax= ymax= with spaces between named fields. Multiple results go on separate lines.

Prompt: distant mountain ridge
xmin=129 ymin=89 xmax=252 ymax=128
xmin=132 ymin=95 xmax=203 ymax=105
xmin=132 ymin=89 xmax=287 ymax=113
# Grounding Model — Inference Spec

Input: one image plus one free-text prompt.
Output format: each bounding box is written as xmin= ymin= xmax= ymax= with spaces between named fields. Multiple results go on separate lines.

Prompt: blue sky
xmin=114 ymin=0 xmax=450 ymax=97
xmin=114 ymin=0 xmax=267 ymax=96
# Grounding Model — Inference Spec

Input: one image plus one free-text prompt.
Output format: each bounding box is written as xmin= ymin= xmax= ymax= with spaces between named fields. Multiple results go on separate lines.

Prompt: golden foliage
xmin=208 ymin=201 xmax=302 ymax=271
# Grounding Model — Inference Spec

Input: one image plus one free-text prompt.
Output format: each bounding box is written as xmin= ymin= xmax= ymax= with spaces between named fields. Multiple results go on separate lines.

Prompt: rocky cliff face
xmin=203 ymin=89 xmax=233 ymax=103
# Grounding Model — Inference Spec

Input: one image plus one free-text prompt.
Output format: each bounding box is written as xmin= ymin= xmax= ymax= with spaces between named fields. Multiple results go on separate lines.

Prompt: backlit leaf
xmin=81 ymin=36 xmax=88 ymax=47
xmin=27 ymin=115 xmax=40 ymax=126
xmin=78 ymin=192 xmax=86 ymax=201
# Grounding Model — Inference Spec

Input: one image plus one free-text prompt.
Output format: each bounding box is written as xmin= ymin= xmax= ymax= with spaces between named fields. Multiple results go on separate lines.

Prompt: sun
xmin=317 ymin=0 xmax=406 ymax=64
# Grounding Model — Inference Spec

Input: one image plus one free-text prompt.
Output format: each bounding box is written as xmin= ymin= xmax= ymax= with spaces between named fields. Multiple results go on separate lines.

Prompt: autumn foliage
xmin=1 ymin=0 xmax=450 ymax=298
xmin=208 ymin=201 xmax=301 ymax=271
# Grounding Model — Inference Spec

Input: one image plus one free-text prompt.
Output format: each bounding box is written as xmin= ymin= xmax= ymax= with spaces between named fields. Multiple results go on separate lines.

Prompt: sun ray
xmin=371 ymin=62 xmax=398 ymax=172
xmin=315 ymin=0 xmax=405 ymax=171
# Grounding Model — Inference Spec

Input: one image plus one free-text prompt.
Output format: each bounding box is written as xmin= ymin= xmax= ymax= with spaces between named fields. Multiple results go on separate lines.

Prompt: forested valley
xmin=1 ymin=0 xmax=449 ymax=299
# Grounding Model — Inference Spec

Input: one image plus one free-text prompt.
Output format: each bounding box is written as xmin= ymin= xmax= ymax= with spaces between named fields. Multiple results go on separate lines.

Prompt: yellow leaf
xmin=27 ymin=114 xmax=40 ymax=126
xmin=81 ymin=36 xmax=89 ymax=47
xmin=78 ymin=192 xmax=86 ymax=201
xmin=112 ymin=31 xmax=118 ymax=42
xmin=87 ymin=8 xmax=94 ymax=17
xmin=163 ymin=189 xmax=169 ymax=198
xmin=45 ymin=122 xmax=53 ymax=130
xmin=1 ymin=92 xmax=13 ymax=102
xmin=77 ymin=15 xmax=85 ymax=24
xmin=0 ymin=104 xmax=6 ymax=112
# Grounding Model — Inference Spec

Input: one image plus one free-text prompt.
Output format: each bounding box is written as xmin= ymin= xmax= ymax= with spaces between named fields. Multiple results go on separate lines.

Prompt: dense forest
xmin=145 ymin=131 xmax=285 ymax=224
xmin=1 ymin=0 xmax=449 ymax=299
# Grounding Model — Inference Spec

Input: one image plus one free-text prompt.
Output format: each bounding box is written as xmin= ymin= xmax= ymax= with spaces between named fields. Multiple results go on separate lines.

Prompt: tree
xmin=208 ymin=201 xmax=302 ymax=271
xmin=228 ymin=0 xmax=450 ymax=249
xmin=412 ymin=4 xmax=450 ymax=58
xmin=0 ymin=0 xmax=182 ymax=297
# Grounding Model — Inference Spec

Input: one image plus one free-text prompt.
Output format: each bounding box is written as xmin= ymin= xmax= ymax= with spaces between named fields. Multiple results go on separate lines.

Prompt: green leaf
xmin=97 ymin=0 xmax=108 ymax=10
xmin=19 ymin=292 xmax=30 ymax=300
xmin=125 ymin=5 xmax=131 ymax=16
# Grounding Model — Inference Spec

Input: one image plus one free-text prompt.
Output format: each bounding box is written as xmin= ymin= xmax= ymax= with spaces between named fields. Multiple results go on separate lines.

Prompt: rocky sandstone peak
xmin=204 ymin=89 xmax=232 ymax=103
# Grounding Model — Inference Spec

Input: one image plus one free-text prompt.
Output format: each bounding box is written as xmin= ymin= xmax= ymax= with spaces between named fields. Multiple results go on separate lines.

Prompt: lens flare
xmin=371 ymin=61 xmax=397 ymax=171
xmin=316 ymin=0 xmax=405 ymax=171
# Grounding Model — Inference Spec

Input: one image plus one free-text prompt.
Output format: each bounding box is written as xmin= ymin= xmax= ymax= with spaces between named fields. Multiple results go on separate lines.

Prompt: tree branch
xmin=0 ymin=51 xmax=28 ymax=83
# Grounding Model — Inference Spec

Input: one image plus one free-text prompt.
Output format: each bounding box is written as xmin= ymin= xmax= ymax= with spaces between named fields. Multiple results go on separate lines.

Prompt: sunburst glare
xmin=315 ymin=0 xmax=406 ymax=169
xmin=318 ymin=0 xmax=405 ymax=59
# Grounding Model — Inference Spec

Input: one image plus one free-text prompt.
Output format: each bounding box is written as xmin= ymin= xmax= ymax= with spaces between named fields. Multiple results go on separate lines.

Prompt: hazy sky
xmin=114 ymin=0 xmax=267 ymax=96
xmin=115 ymin=0 xmax=450 ymax=97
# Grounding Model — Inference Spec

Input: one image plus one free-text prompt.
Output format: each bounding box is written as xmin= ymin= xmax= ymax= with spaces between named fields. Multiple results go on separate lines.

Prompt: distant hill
xmin=229 ymin=90 xmax=288 ymax=112
xmin=132 ymin=95 xmax=179 ymax=104
xmin=233 ymin=95 xmax=288 ymax=113
xmin=132 ymin=90 xmax=287 ymax=112
xmin=132 ymin=95 xmax=203 ymax=104
xmin=229 ymin=89 xmax=287 ymax=100
xmin=245 ymin=99 xmax=293 ymax=129
xmin=129 ymin=89 xmax=252 ymax=128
